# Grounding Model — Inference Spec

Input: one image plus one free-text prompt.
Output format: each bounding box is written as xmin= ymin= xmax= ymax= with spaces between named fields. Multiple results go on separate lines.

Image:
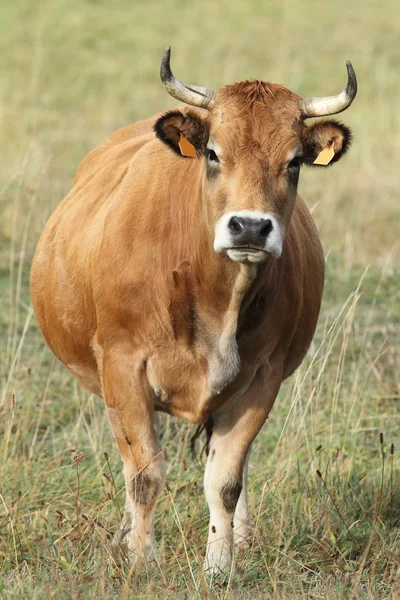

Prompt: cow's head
xmin=155 ymin=47 xmax=356 ymax=264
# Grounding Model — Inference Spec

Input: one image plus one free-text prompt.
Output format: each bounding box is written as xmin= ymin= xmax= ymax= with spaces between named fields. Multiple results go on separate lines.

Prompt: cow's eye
xmin=207 ymin=148 xmax=220 ymax=163
xmin=288 ymin=157 xmax=301 ymax=170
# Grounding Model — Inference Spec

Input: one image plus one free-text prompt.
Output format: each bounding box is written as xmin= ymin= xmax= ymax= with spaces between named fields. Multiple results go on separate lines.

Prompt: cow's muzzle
xmin=214 ymin=211 xmax=283 ymax=263
xmin=228 ymin=216 xmax=273 ymax=248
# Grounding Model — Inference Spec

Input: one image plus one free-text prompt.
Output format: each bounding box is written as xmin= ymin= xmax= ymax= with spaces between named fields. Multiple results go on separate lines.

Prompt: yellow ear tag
xmin=179 ymin=133 xmax=197 ymax=158
xmin=313 ymin=141 xmax=335 ymax=166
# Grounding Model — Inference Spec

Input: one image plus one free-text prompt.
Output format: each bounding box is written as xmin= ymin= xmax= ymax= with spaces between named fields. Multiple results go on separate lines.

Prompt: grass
xmin=0 ymin=0 xmax=399 ymax=597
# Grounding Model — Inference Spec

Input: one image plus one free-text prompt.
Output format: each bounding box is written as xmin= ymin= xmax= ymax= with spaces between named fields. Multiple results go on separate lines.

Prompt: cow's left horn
xmin=299 ymin=61 xmax=357 ymax=118
xmin=160 ymin=46 xmax=217 ymax=110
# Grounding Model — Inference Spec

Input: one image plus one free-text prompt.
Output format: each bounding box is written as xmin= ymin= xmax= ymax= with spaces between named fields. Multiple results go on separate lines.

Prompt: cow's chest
xmin=145 ymin=263 xmax=260 ymax=422
xmin=145 ymin=324 xmax=242 ymax=423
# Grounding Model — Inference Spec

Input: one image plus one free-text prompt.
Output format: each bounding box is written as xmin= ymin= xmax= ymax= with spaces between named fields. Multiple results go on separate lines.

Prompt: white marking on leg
xmin=203 ymin=452 xmax=234 ymax=575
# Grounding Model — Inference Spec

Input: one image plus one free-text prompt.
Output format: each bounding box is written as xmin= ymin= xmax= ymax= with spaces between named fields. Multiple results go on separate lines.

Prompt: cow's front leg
xmin=204 ymin=368 xmax=280 ymax=577
xmin=103 ymin=350 xmax=165 ymax=565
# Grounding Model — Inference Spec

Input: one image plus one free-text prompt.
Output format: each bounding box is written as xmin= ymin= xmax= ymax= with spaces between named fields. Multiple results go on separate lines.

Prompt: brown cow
xmin=30 ymin=47 xmax=357 ymax=576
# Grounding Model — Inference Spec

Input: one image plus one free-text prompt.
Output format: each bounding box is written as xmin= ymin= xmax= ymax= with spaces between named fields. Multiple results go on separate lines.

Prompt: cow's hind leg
xmin=233 ymin=446 xmax=253 ymax=547
xmin=103 ymin=350 xmax=165 ymax=565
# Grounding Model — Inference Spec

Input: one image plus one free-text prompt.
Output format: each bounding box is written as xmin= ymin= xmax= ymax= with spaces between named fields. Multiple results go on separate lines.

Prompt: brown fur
xmin=30 ymin=78 xmax=352 ymax=570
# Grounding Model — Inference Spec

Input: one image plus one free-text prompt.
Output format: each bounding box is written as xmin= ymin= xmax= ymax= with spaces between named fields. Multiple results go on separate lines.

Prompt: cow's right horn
xmin=160 ymin=47 xmax=217 ymax=110
xmin=299 ymin=61 xmax=357 ymax=118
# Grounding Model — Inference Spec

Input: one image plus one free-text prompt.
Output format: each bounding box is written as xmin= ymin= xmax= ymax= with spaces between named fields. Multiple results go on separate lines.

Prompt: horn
xmin=160 ymin=46 xmax=216 ymax=110
xmin=299 ymin=61 xmax=357 ymax=118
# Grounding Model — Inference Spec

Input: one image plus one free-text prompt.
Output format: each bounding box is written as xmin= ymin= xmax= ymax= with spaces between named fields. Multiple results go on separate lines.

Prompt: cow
xmin=30 ymin=47 xmax=357 ymax=576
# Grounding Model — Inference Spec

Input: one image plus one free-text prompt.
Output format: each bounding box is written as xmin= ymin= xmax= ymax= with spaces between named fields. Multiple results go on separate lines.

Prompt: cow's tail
xmin=190 ymin=416 xmax=214 ymax=463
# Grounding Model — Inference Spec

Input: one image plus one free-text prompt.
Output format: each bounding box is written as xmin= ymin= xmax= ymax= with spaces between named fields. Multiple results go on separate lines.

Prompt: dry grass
xmin=0 ymin=1 xmax=399 ymax=597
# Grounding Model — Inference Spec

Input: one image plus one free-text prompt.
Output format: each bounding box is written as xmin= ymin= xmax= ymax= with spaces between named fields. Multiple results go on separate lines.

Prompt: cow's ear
xmin=154 ymin=110 xmax=209 ymax=158
xmin=302 ymin=119 xmax=352 ymax=167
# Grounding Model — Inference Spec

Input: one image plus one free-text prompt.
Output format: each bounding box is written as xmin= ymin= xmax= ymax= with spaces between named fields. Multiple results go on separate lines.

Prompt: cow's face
xmin=155 ymin=81 xmax=352 ymax=265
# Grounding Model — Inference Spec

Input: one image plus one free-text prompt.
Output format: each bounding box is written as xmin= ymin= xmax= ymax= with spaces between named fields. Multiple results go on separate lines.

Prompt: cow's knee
xmin=128 ymin=471 xmax=161 ymax=506
xmin=205 ymin=471 xmax=242 ymax=513
xmin=220 ymin=479 xmax=242 ymax=513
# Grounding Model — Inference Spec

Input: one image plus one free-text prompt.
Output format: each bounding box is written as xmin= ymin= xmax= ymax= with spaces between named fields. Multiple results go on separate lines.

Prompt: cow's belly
xmin=47 ymin=324 xmax=252 ymax=424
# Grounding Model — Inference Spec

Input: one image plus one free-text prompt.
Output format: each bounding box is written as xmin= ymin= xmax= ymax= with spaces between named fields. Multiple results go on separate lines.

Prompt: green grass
xmin=1 ymin=1 xmax=399 ymax=598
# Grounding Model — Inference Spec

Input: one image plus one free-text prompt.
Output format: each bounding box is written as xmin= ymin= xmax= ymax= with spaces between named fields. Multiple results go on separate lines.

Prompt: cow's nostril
xmin=228 ymin=216 xmax=243 ymax=233
xmin=260 ymin=219 xmax=273 ymax=238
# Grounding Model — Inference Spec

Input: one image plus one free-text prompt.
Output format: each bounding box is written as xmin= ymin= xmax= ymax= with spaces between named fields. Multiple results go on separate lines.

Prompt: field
xmin=0 ymin=0 xmax=399 ymax=598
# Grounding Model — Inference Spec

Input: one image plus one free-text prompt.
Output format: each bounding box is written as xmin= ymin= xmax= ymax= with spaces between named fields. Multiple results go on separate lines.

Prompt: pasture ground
xmin=1 ymin=1 xmax=399 ymax=598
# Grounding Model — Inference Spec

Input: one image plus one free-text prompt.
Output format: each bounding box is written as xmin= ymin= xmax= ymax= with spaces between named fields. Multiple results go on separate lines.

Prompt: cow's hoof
xmin=111 ymin=519 xmax=157 ymax=568
xmin=203 ymin=551 xmax=233 ymax=580
xmin=111 ymin=519 xmax=131 ymax=563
